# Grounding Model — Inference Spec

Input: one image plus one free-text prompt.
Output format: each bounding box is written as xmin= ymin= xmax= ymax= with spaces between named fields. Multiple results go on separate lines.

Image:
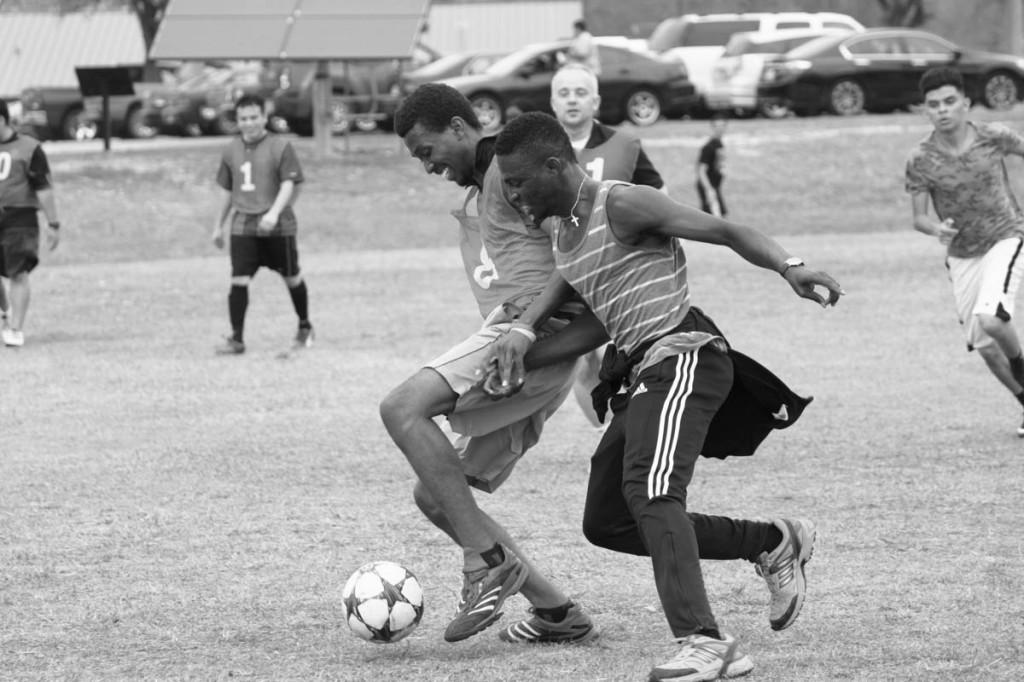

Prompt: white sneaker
xmin=649 ymin=633 xmax=753 ymax=681
xmin=2 ymin=328 xmax=24 ymax=347
xmin=756 ymin=518 xmax=816 ymax=631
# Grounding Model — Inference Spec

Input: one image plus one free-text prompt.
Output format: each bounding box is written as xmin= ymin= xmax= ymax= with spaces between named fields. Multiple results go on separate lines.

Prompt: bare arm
xmin=611 ymin=185 xmax=844 ymax=306
xmin=36 ymin=187 xmax=60 ymax=250
xmin=910 ymin=191 xmax=957 ymax=245
xmin=523 ymin=307 xmax=609 ymax=371
xmin=259 ymin=179 xmax=297 ymax=231
xmin=212 ymin=190 xmax=233 ymax=249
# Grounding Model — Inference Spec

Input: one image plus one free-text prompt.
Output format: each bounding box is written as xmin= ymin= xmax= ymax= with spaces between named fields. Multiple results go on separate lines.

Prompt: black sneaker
xmin=215 ymin=336 xmax=245 ymax=355
xmin=293 ymin=324 xmax=315 ymax=350
xmin=499 ymin=601 xmax=597 ymax=644
xmin=444 ymin=547 xmax=528 ymax=642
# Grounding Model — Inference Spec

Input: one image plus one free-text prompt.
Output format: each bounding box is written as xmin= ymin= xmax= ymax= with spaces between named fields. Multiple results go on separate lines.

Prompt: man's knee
xmin=379 ymin=370 xmax=456 ymax=430
xmin=977 ymin=312 xmax=1010 ymax=335
xmin=284 ymin=274 xmax=303 ymax=287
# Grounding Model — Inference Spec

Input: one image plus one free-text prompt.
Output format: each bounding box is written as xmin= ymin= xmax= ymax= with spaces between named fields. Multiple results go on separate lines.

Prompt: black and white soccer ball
xmin=341 ymin=561 xmax=424 ymax=643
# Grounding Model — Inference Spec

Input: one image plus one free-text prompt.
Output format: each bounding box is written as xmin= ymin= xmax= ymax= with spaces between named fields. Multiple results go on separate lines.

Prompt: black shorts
xmin=230 ymin=234 xmax=300 ymax=278
xmin=0 ymin=207 xmax=41 ymax=277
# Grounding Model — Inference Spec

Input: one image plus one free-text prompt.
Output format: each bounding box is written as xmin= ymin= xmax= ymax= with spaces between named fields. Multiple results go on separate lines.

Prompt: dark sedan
xmin=439 ymin=39 xmax=698 ymax=132
xmin=756 ymin=28 xmax=1024 ymax=116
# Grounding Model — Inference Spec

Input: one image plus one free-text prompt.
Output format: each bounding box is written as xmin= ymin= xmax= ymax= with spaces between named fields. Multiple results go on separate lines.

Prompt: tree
xmin=131 ymin=0 xmax=168 ymax=50
xmin=877 ymin=0 xmax=927 ymax=27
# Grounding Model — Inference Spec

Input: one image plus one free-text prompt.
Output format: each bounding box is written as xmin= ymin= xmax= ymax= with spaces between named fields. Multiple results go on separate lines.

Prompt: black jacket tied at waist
xmin=591 ymin=306 xmax=813 ymax=459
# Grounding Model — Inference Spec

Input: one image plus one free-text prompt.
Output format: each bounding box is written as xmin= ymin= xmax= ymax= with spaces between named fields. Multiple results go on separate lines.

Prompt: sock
xmin=764 ymin=525 xmax=784 ymax=554
xmin=697 ymin=628 xmax=722 ymax=641
xmin=1011 ymin=353 xmax=1024 ymax=375
xmin=228 ymin=285 xmax=249 ymax=342
xmin=479 ymin=543 xmax=506 ymax=568
xmin=534 ymin=600 xmax=572 ymax=623
xmin=1016 ymin=390 xmax=1024 ymax=408
xmin=288 ymin=281 xmax=310 ymax=326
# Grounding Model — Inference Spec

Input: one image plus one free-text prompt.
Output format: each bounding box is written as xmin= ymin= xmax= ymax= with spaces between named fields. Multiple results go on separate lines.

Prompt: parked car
xmin=140 ymin=64 xmax=272 ymax=137
xmin=18 ymin=86 xmax=95 ymax=140
xmin=268 ymin=61 xmax=390 ymax=136
xmin=438 ymin=39 xmax=698 ymax=132
xmin=647 ymin=12 xmax=864 ymax=110
xmin=706 ymin=28 xmax=855 ymax=117
xmin=398 ymin=51 xmax=503 ymax=93
xmin=756 ymin=28 xmax=1024 ymax=117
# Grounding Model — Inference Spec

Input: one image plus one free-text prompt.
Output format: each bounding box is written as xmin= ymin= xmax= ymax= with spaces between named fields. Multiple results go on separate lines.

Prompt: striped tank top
xmin=553 ymin=181 xmax=719 ymax=365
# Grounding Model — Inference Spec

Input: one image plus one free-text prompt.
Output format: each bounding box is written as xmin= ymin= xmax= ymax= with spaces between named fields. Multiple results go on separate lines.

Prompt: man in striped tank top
xmin=551 ymin=64 xmax=668 ymax=428
xmin=492 ymin=112 xmax=844 ymax=682
xmin=381 ymin=84 xmax=605 ymax=646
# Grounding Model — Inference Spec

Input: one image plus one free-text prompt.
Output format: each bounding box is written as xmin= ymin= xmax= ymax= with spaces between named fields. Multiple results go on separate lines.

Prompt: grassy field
xmin=3 ymin=112 xmax=1024 ymax=681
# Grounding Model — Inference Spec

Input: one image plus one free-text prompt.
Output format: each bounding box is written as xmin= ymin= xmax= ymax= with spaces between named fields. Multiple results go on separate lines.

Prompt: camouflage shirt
xmin=905 ymin=121 xmax=1024 ymax=258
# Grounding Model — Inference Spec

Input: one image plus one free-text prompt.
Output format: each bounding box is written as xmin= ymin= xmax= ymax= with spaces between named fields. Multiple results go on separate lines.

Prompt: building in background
xmin=424 ymin=1 xmax=582 ymax=54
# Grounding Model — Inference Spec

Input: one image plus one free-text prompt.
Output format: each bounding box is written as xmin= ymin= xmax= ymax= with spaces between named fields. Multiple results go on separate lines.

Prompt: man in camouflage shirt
xmin=906 ymin=66 xmax=1024 ymax=435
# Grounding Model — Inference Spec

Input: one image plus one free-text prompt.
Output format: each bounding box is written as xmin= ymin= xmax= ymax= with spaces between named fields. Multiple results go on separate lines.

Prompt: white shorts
xmin=947 ymin=236 xmax=1024 ymax=350
xmin=426 ymin=313 xmax=576 ymax=492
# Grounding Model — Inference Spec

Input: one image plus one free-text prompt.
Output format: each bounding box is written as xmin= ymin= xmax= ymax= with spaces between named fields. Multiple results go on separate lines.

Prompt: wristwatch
xmin=780 ymin=257 xmax=804 ymax=276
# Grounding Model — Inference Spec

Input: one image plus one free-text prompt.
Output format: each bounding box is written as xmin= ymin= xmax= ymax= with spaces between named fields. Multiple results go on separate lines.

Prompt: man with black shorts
xmin=0 ymin=99 xmax=61 ymax=348
xmin=490 ymin=112 xmax=843 ymax=681
xmin=212 ymin=94 xmax=312 ymax=355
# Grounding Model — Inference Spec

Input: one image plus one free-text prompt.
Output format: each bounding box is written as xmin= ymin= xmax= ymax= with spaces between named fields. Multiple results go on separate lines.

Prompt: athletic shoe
xmin=1017 ymin=414 xmax=1024 ymax=438
xmin=498 ymin=601 xmax=597 ymax=644
xmin=443 ymin=547 xmax=529 ymax=642
xmin=293 ymin=324 xmax=315 ymax=350
xmin=648 ymin=633 xmax=754 ymax=681
xmin=214 ymin=337 xmax=245 ymax=355
xmin=2 ymin=328 xmax=24 ymax=347
xmin=755 ymin=518 xmax=816 ymax=631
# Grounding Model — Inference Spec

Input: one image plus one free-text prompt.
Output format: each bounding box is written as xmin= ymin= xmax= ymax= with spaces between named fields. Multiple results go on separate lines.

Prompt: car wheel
xmin=354 ymin=118 xmax=379 ymax=133
xmin=758 ymin=101 xmax=791 ymax=119
xmin=470 ymin=94 xmax=502 ymax=134
xmin=126 ymin=107 xmax=156 ymax=139
xmin=213 ymin=114 xmax=239 ymax=136
xmin=329 ymin=97 xmax=353 ymax=133
xmin=982 ymin=71 xmax=1019 ymax=110
xmin=61 ymin=107 xmax=96 ymax=141
xmin=625 ymin=88 xmax=661 ymax=126
xmin=828 ymin=79 xmax=865 ymax=116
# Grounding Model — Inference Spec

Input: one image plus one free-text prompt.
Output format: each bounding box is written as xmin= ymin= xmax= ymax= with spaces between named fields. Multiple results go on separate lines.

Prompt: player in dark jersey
xmin=490 ymin=112 xmax=843 ymax=681
xmin=212 ymin=94 xmax=312 ymax=356
xmin=0 ymin=99 xmax=61 ymax=347
xmin=550 ymin=64 xmax=666 ymax=426
xmin=696 ymin=114 xmax=727 ymax=217
xmin=906 ymin=67 xmax=1024 ymax=435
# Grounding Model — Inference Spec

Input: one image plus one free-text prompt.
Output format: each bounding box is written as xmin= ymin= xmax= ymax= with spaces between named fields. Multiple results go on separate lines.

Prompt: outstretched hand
xmin=784 ymin=267 xmax=845 ymax=308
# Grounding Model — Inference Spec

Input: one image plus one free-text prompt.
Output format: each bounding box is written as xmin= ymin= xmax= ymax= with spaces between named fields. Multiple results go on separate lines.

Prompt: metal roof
xmin=150 ymin=0 xmax=430 ymax=61
xmin=0 ymin=11 xmax=146 ymax=99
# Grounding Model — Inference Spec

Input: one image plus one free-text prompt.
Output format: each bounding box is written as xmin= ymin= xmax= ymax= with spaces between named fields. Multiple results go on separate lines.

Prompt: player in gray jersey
xmin=489 ymin=112 xmax=843 ymax=682
xmin=381 ymin=84 xmax=605 ymax=646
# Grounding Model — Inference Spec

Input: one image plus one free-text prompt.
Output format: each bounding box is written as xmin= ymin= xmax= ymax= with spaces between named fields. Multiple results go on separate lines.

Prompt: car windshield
xmin=648 ymin=18 xmax=686 ymax=51
xmin=681 ymin=20 xmax=761 ymax=47
xmin=784 ymin=35 xmax=843 ymax=59
xmin=409 ymin=53 xmax=470 ymax=78
xmin=484 ymin=46 xmax=550 ymax=75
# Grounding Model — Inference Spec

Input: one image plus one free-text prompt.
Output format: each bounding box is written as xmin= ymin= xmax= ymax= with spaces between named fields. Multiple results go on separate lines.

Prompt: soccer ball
xmin=342 ymin=561 xmax=424 ymax=643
